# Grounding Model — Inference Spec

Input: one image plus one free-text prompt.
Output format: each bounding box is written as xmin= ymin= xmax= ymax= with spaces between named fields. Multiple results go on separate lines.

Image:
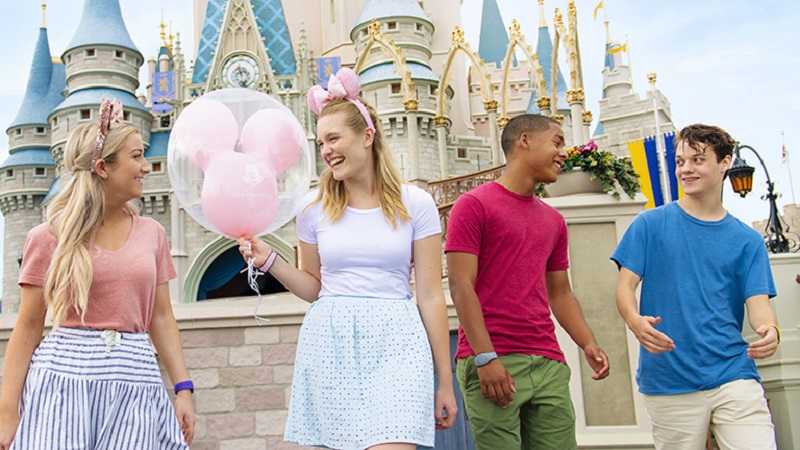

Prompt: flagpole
xmin=784 ymin=130 xmax=797 ymax=204
xmin=648 ymin=73 xmax=671 ymax=204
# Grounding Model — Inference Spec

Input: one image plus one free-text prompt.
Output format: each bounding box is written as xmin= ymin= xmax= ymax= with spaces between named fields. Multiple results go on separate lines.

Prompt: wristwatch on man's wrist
xmin=475 ymin=351 xmax=498 ymax=367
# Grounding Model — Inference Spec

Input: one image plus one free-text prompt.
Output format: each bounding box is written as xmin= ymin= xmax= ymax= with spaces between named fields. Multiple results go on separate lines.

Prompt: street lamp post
xmin=727 ymin=144 xmax=792 ymax=253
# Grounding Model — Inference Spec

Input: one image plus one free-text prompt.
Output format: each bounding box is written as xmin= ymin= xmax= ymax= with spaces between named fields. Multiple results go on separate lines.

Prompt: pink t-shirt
xmin=445 ymin=182 xmax=569 ymax=364
xmin=19 ymin=215 xmax=176 ymax=332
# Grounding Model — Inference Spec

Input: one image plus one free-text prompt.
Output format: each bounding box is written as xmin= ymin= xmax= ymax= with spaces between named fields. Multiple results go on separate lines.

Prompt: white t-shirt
xmin=296 ymin=184 xmax=441 ymax=299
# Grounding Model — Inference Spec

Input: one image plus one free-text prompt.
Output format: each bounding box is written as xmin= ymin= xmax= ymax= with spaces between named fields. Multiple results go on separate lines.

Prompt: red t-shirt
xmin=445 ymin=182 xmax=569 ymax=363
xmin=19 ymin=215 xmax=176 ymax=333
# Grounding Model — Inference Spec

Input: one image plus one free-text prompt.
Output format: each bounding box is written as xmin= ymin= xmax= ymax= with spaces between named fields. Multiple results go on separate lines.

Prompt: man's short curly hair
xmin=675 ymin=124 xmax=736 ymax=162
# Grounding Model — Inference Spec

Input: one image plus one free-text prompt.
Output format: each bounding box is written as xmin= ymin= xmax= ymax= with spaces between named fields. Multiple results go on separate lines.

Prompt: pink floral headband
xmin=91 ymin=98 xmax=124 ymax=173
xmin=306 ymin=67 xmax=375 ymax=131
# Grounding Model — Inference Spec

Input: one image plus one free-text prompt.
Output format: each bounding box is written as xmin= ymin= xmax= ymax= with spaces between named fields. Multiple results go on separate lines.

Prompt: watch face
xmin=222 ymin=54 xmax=260 ymax=88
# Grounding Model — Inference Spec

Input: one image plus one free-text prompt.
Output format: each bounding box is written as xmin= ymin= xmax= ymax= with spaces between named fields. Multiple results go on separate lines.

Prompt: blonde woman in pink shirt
xmin=0 ymin=99 xmax=194 ymax=450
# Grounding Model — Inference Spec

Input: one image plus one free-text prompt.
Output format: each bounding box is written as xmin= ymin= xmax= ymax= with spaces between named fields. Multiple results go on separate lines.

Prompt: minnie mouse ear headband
xmin=91 ymin=98 xmax=124 ymax=173
xmin=306 ymin=67 xmax=375 ymax=132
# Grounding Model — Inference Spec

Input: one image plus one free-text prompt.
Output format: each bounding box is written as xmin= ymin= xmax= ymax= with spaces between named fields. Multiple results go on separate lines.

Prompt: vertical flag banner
xmin=627 ymin=132 xmax=682 ymax=209
xmin=152 ymin=71 xmax=175 ymax=114
xmin=316 ymin=57 xmax=341 ymax=89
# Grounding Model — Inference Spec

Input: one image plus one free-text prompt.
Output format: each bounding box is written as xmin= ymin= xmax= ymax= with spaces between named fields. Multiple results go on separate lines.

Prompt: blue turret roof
xmin=52 ymin=88 xmax=148 ymax=113
xmin=354 ymin=0 xmax=431 ymax=28
xmin=42 ymin=176 xmax=61 ymax=204
xmin=193 ymin=0 xmax=296 ymax=84
xmin=145 ymin=131 xmax=169 ymax=158
xmin=0 ymin=148 xmax=55 ymax=170
xmin=478 ymin=0 xmax=515 ymax=68
xmin=593 ymin=121 xmax=605 ymax=136
xmin=65 ymin=0 xmax=139 ymax=55
xmin=526 ymin=25 xmax=568 ymax=113
xmin=359 ymin=62 xmax=439 ymax=85
xmin=8 ymin=28 xmax=66 ymax=129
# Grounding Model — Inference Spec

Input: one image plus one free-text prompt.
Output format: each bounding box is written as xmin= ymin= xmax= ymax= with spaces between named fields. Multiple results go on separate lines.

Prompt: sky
xmin=0 ymin=0 xmax=798 ymax=288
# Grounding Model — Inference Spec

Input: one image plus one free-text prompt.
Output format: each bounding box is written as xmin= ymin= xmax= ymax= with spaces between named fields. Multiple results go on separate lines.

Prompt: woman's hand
xmin=0 ymin=405 xmax=20 ymax=450
xmin=434 ymin=384 xmax=458 ymax=430
xmin=174 ymin=391 xmax=195 ymax=445
xmin=237 ymin=237 xmax=273 ymax=268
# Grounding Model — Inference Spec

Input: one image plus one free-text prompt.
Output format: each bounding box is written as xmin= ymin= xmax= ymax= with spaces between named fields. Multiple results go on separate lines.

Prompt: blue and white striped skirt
xmin=284 ymin=296 xmax=435 ymax=450
xmin=12 ymin=327 xmax=188 ymax=450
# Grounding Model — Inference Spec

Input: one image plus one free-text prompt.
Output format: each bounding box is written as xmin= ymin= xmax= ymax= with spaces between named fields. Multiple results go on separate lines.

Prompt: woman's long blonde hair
xmin=312 ymin=99 xmax=410 ymax=227
xmin=44 ymin=122 xmax=140 ymax=327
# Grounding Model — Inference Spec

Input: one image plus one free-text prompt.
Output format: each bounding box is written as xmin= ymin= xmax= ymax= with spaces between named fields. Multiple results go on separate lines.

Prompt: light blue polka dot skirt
xmin=284 ymin=296 xmax=435 ymax=449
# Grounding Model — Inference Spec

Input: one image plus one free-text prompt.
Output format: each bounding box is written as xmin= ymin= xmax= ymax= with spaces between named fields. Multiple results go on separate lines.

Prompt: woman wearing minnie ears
xmin=239 ymin=67 xmax=458 ymax=449
xmin=0 ymin=99 xmax=194 ymax=450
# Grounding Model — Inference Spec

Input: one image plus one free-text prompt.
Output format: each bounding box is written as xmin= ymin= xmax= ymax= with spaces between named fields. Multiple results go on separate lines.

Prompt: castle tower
xmin=0 ymin=5 xmax=62 ymax=312
xmin=525 ymin=1 xmax=570 ymax=122
xmin=350 ymin=0 xmax=442 ymax=181
xmin=592 ymin=20 xmax=675 ymax=157
xmin=49 ymin=0 xmax=151 ymax=175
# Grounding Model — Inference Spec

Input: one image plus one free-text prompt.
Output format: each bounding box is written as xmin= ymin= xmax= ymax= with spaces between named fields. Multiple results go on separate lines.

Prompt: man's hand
xmin=748 ymin=325 xmax=779 ymax=359
xmin=583 ymin=343 xmax=610 ymax=380
xmin=629 ymin=315 xmax=675 ymax=354
xmin=476 ymin=359 xmax=516 ymax=408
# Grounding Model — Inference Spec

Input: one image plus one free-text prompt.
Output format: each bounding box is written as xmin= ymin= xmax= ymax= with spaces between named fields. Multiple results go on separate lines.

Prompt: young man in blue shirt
xmin=611 ymin=124 xmax=780 ymax=450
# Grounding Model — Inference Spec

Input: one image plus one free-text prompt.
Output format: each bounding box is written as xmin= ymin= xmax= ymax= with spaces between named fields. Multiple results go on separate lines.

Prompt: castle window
xmin=115 ymin=50 xmax=125 ymax=59
xmin=5 ymin=169 xmax=14 ymax=179
xmin=67 ymin=55 xmax=71 ymax=63
xmin=80 ymin=109 xmax=91 ymax=120
xmin=160 ymin=115 xmax=171 ymax=128
xmin=52 ymin=117 xmax=58 ymax=128
xmin=34 ymin=167 xmax=46 ymax=176
xmin=35 ymin=127 xmax=45 ymax=135
xmin=14 ymin=129 xmax=22 ymax=136
xmin=85 ymin=49 xmax=95 ymax=57
xmin=151 ymin=161 xmax=163 ymax=173
xmin=457 ymin=148 xmax=468 ymax=159
xmin=391 ymin=83 xmax=401 ymax=94
xmin=123 ymin=111 xmax=131 ymax=121
xmin=387 ymin=22 xmax=397 ymax=30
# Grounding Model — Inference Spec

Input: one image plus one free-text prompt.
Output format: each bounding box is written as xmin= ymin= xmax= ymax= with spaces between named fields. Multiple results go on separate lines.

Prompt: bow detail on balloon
xmin=306 ymin=67 xmax=375 ymax=131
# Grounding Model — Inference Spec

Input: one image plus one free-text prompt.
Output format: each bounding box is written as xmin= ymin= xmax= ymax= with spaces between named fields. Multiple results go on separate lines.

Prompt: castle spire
xmin=478 ymin=0 xmax=512 ymax=67
xmin=8 ymin=26 xmax=57 ymax=129
xmin=41 ymin=3 xmax=46 ymax=28
xmin=65 ymin=0 xmax=140 ymax=55
xmin=539 ymin=0 xmax=546 ymax=28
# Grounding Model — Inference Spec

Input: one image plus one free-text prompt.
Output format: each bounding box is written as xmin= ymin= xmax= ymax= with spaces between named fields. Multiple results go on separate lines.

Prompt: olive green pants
xmin=456 ymin=354 xmax=577 ymax=450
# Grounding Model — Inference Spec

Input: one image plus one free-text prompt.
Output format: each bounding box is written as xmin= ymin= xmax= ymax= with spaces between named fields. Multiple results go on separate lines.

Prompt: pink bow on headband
xmin=306 ymin=67 xmax=375 ymax=131
xmin=91 ymin=98 xmax=125 ymax=173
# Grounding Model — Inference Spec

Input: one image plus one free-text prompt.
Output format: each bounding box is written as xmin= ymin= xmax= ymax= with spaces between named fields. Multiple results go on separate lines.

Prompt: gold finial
xmin=538 ymin=0 xmax=546 ymax=28
xmin=368 ymin=19 xmax=380 ymax=36
xmin=509 ymin=20 xmax=521 ymax=39
xmin=159 ymin=9 xmax=167 ymax=47
xmin=647 ymin=72 xmax=657 ymax=91
xmin=568 ymin=0 xmax=576 ymax=19
xmin=168 ymin=21 xmax=174 ymax=52
xmin=554 ymin=8 xmax=563 ymax=28
xmin=605 ymin=19 xmax=610 ymax=44
xmin=41 ymin=3 xmax=46 ymax=28
xmin=451 ymin=25 xmax=465 ymax=44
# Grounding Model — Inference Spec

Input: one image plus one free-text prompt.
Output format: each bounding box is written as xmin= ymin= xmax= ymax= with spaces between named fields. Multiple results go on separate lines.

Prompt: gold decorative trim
xmin=536 ymin=96 xmax=551 ymax=109
xmin=403 ymin=99 xmax=419 ymax=111
xmin=550 ymin=114 xmax=565 ymax=125
xmin=582 ymin=110 xmax=593 ymax=124
xmin=451 ymin=26 xmax=465 ymax=44
xmin=566 ymin=89 xmax=584 ymax=103
xmin=484 ymin=100 xmax=498 ymax=111
xmin=497 ymin=116 xmax=509 ymax=128
xmin=433 ymin=116 xmax=448 ymax=126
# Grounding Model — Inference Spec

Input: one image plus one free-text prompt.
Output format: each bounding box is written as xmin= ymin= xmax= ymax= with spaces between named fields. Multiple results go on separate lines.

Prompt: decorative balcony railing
xmin=427 ymin=165 xmax=505 ymax=206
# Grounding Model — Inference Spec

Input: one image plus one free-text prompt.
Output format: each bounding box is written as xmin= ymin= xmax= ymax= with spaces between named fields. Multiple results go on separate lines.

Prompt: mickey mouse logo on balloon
xmin=168 ymin=89 xmax=311 ymax=240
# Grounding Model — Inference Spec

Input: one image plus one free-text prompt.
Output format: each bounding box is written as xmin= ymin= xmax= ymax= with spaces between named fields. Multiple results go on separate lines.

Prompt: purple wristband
xmin=174 ymin=380 xmax=194 ymax=395
xmin=258 ymin=250 xmax=278 ymax=273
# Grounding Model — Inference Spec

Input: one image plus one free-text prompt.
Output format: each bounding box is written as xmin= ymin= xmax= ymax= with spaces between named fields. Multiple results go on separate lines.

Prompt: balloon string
xmin=241 ymin=242 xmax=270 ymax=325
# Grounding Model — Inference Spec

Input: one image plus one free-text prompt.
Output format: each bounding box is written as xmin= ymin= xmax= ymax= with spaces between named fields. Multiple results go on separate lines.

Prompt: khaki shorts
xmin=643 ymin=378 xmax=776 ymax=450
xmin=456 ymin=354 xmax=577 ymax=450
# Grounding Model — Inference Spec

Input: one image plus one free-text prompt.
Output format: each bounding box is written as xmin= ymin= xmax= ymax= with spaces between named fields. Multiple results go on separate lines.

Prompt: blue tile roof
xmin=354 ymin=0 xmax=431 ymax=28
xmin=526 ymin=26 xmax=569 ymax=113
xmin=593 ymin=121 xmax=605 ymax=136
xmin=193 ymin=0 xmax=296 ymax=84
xmin=43 ymin=176 xmax=61 ymax=204
xmin=359 ymin=62 xmax=439 ymax=85
xmin=478 ymin=0 xmax=516 ymax=68
xmin=53 ymin=88 xmax=148 ymax=113
xmin=65 ymin=0 xmax=139 ymax=55
xmin=0 ymin=148 xmax=54 ymax=170
xmin=145 ymin=131 xmax=169 ymax=158
xmin=8 ymin=28 xmax=66 ymax=129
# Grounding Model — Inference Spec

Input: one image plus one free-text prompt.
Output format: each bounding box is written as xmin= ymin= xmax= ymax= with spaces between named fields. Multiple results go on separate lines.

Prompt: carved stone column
xmin=434 ymin=115 xmax=449 ymax=179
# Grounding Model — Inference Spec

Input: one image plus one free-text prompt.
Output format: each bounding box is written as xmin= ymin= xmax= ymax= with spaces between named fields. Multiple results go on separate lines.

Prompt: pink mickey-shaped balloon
xmin=201 ymin=152 xmax=279 ymax=239
xmin=241 ymin=109 xmax=303 ymax=174
xmin=169 ymin=99 xmax=238 ymax=170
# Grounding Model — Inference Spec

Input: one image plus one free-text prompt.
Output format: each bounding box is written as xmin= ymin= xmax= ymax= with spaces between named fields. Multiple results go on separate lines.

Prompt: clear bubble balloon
xmin=168 ymin=88 xmax=312 ymax=239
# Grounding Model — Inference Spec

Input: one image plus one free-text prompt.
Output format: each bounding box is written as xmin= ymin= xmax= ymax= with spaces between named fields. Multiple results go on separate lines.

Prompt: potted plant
xmin=538 ymin=140 xmax=641 ymax=200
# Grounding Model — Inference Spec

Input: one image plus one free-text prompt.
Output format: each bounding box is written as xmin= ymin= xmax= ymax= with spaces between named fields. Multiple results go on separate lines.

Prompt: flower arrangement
xmin=539 ymin=140 xmax=641 ymax=200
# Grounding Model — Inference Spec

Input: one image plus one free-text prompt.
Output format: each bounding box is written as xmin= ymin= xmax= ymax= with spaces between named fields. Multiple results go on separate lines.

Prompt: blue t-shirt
xmin=610 ymin=202 xmax=776 ymax=395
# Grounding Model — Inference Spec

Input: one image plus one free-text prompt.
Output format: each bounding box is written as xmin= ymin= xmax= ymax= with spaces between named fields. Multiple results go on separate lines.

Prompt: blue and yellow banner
xmin=152 ymin=71 xmax=175 ymax=114
xmin=627 ymin=131 xmax=683 ymax=209
xmin=316 ymin=57 xmax=341 ymax=89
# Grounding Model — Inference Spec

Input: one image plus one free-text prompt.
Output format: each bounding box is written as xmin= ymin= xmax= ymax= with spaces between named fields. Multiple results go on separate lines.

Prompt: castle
xmin=0 ymin=0 xmax=676 ymax=311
